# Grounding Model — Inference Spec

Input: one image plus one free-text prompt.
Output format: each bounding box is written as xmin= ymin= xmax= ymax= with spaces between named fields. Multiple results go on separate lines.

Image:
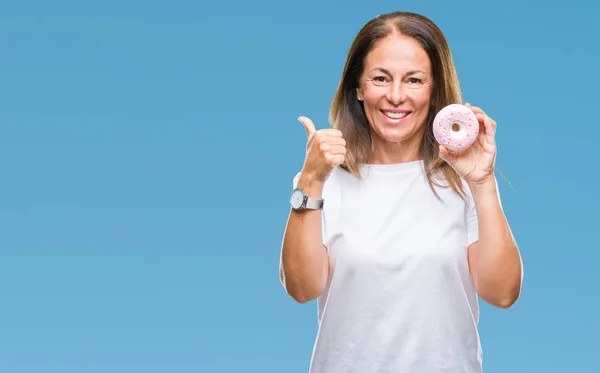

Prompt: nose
xmin=386 ymin=81 xmax=405 ymax=105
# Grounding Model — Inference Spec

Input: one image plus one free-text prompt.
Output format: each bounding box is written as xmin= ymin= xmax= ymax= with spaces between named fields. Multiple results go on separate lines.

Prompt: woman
xmin=279 ymin=11 xmax=523 ymax=373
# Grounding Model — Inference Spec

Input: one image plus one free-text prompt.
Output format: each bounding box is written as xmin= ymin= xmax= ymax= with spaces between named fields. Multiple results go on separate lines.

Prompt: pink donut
xmin=432 ymin=104 xmax=479 ymax=151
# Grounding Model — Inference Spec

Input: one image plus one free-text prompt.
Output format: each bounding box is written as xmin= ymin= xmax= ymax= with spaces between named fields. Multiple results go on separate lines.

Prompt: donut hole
xmin=451 ymin=122 xmax=461 ymax=132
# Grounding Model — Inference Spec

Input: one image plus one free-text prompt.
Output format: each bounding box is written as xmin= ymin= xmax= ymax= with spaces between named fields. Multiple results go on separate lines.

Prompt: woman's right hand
xmin=298 ymin=116 xmax=347 ymax=184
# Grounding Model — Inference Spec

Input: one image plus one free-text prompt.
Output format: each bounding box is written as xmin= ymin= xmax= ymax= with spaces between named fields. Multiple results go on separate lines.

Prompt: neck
xmin=369 ymin=136 xmax=423 ymax=165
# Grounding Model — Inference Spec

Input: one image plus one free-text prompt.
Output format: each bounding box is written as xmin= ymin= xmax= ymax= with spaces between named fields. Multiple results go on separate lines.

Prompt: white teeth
xmin=385 ymin=111 xmax=408 ymax=119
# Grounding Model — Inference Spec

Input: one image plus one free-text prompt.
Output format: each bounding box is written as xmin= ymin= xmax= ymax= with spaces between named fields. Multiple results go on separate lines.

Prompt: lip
xmin=380 ymin=109 xmax=411 ymax=125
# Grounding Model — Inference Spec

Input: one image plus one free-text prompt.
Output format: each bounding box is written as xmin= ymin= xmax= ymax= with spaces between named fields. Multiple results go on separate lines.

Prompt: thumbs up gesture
xmin=298 ymin=116 xmax=347 ymax=183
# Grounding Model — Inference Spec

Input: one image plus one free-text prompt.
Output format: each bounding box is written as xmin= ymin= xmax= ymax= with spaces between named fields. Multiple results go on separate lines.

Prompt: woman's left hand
xmin=439 ymin=103 xmax=497 ymax=185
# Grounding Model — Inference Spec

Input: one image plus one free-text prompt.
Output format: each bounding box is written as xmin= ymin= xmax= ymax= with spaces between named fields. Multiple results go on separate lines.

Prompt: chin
xmin=375 ymin=126 xmax=411 ymax=143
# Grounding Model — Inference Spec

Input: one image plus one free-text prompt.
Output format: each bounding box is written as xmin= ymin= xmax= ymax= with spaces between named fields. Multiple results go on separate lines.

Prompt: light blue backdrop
xmin=1 ymin=1 xmax=598 ymax=372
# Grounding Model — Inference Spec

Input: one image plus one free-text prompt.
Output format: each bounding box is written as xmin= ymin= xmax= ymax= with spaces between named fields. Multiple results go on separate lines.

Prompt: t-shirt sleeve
xmin=292 ymin=172 xmax=328 ymax=246
xmin=465 ymin=184 xmax=479 ymax=247
xmin=292 ymin=172 xmax=301 ymax=189
xmin=465 ymin=178 xmax=505 ymax=247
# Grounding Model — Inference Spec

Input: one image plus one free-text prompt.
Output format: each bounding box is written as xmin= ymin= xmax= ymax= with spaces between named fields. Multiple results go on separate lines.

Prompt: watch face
xmin=290 ymin=188 xmax=305 ymax=209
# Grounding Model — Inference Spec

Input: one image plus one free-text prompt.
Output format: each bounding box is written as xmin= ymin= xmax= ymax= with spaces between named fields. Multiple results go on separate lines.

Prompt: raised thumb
xmin=298 ymin=116 xmax=316 ymax=138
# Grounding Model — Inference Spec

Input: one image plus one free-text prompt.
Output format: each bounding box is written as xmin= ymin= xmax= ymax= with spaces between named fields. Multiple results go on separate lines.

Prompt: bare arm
xmin=467 ymin=177 xmax=523 ymax=308
xmin=279 ymin=116 xmax=345 ymax=303
xmin=279 ymin=175 xmax=329 ymax=303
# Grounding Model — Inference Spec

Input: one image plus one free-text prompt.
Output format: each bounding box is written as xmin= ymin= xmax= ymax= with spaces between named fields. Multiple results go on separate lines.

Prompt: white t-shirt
xmin=292 ymin=160 xmax=483 ymax=373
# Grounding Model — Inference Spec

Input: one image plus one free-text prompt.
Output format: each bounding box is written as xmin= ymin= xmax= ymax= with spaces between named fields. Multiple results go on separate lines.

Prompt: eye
xmin=407 ymin=77 xmax=423 ymax=85
xmin=372 ymin=76 xmax=390 ymax=84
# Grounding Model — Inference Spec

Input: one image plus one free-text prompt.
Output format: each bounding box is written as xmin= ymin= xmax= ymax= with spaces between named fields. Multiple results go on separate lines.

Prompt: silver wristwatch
xmin=290 ymin=187 xmax=324 ymax=211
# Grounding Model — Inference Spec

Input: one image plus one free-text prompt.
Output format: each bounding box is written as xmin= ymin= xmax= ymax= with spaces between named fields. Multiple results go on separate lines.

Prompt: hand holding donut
xmin=437 ymin=103 xmax=497 ymax=185
xmin=298 ymin=116 xmax=346 ymax=183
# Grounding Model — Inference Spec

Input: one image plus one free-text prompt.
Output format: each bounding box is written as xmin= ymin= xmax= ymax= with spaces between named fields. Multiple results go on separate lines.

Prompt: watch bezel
xmin=290 ymin=187 xmax=307 ymax=210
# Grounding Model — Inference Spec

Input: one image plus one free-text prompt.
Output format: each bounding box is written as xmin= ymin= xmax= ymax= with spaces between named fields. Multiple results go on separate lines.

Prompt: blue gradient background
xmin=0 ymin=1 xmax=598 ymax=372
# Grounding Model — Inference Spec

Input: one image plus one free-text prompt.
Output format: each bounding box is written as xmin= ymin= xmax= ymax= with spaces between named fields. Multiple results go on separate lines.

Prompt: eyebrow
xmin=370 ymin=67 xmax=427 ymax=76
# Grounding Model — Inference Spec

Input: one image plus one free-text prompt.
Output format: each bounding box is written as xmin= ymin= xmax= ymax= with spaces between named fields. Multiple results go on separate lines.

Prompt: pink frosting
xmin=432 ymin=104 xmax=479 ymax=151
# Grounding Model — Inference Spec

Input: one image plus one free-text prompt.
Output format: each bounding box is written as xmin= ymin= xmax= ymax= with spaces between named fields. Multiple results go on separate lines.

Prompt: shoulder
xmin=430 ymin=168 xmax=474 ymax=199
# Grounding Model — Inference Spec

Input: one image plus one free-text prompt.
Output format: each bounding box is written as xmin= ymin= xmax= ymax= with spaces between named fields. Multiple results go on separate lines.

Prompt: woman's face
xmin=357 ymin=32 xmax=433 ymax=156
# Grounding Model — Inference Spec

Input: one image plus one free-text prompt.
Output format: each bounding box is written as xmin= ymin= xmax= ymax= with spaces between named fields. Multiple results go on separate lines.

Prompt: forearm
xmin=468 ymin=177 xmax=523 ymax=308
xmin=280 ymin=176 xmax=329 ymax=303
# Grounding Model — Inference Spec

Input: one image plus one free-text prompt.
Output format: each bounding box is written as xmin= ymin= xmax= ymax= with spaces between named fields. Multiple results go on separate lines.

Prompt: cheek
xmin=363 ymin=91 xmax=384 ymax=111
xmin=407 ymin=89 xmax=431 ymax=109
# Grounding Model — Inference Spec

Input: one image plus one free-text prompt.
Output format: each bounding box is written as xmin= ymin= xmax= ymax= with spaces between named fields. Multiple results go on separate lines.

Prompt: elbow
xmin=290 ymin=292 xmax=317 ymax=304
xmin=279 ymin=263 xmax=326 ymax=303
xmin=495 ymin=293 xmax=520 ymax=309
xmin=480 ymin=284 xmax=522 ymax=309
xmin=475 ymin=261 xmax=524 ymax=309
xmin=279 ymin=273 xmax=323 ymax=303
xmin=283 ymin=281 xmax=323 ymax=303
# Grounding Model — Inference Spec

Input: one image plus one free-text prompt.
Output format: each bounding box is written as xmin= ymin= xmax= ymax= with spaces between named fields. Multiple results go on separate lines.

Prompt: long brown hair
xmin=330 ymin=11 xmax=466 ymax=197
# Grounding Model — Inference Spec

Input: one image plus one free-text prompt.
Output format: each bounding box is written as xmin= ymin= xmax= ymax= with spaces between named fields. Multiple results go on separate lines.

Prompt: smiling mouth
xmin=382 ymin=111 xmax=410 ymax=119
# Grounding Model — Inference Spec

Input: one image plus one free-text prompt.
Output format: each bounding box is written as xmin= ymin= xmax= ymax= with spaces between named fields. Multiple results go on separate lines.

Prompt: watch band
xmin=305 ymin=196 xmax=324 ymax=210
